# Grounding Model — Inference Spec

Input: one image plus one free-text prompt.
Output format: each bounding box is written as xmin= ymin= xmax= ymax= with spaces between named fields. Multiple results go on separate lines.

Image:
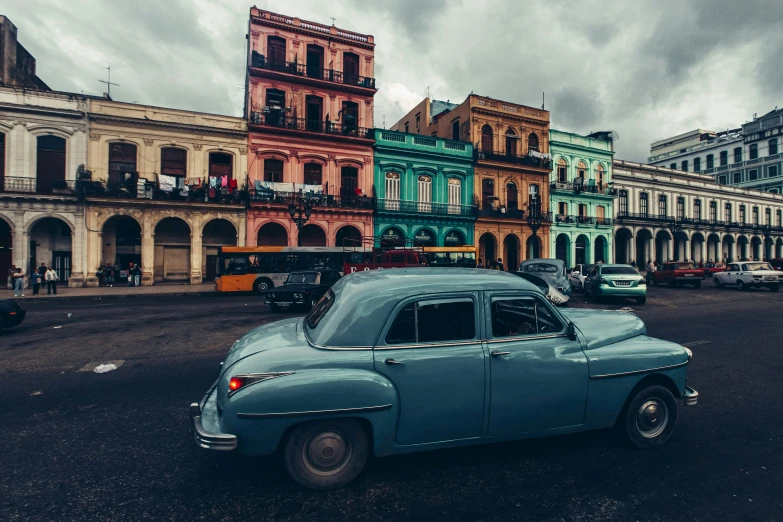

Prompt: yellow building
xmin=84 ymin=99 xmax=248 ymax=286
xmin=393 ymin=95 xmax=552 ymax=269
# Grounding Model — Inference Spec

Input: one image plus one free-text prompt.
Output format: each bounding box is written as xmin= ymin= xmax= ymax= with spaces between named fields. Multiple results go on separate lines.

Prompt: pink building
xmin=245 ymin=8 xmax=377 ymax=247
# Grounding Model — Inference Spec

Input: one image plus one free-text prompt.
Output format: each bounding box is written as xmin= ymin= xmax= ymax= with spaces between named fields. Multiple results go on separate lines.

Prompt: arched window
xmin=506 ymin=182 xmax=518 ymax=210
xmin=108 ymin=142 xmax=137 ymax=186
xmin=303 ymin=163 xmax=322 ymax=185
xmin=596 ymin=164 xmax=605 ymax=190
xmin=447 ymin=178 xmax=462 ymax=214
xmin=481 ymin=125 xmax=493 ymax=153
xmin=417 ymin=175 xmax=432 ymax=212
xmin=36 ymin=135 xmax=67 ymax=193
xmin=528 ymin=133 xmax=539 ymax=153
xmin=385 ymin=172 xmax=400 ymax=210
xmin=557 ymin=158 xmax=567 ymax=184
xmin=576 ymin=161 xmax=587 ymax=182
xmin=505 ymin=129 xmax=517 ymax=157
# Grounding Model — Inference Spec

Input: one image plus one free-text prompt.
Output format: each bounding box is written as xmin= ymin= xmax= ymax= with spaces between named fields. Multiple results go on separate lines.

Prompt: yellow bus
xmin=422 ymin=246 xmax=479 ymax=268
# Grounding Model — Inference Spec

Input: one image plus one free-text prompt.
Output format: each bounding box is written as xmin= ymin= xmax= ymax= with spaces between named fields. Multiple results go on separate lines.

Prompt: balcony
xmin=1 ymin=177 xmax=77 ymax=195
xmin=474 ymin=148 xmax=552 ymax=169
xmin=249 ymin=112 xmax=372 ymax=140
xmin=550 ymin=182 xmax=617 ymax=196
xmin=477 ymin=207 xmax=525 ymax=219
xmin=249 ymin=189 xmax=375 ymax=211
xmin=553 ymin=214 xmax=613 ymax=227
xmin=80 ymin=179 xmax=248 ymax=205
xmin=250 ymin=52 xmax=376 ymax=91
xmin=376 ymin=198 xmax=477 ymax=217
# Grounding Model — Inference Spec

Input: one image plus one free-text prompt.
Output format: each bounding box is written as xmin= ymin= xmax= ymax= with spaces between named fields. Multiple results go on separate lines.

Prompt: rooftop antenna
xmin=98 ymin=66 xmax=119 ymax=99
xmin=542 ymin=92 xmax=545 ymax=110
xmin=331 ymin=17 xmax=336 ymax=25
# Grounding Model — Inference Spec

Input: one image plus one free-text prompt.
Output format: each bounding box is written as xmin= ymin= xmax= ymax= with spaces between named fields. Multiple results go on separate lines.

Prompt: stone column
xmin=85 ymin=227 xmax=102 ymax=288
xmin=628 ymin=229 xmax=636 ymax=265
xmin=69 ymin=213 xmax=86 ymax=287
xmin=142 ymin=230 xmax=155 ymax=285
xmin=190 ymin=231 xmax=203 ymax=285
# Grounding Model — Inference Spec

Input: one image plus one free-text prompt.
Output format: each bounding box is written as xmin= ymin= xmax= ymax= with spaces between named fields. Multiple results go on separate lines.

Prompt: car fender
xmin=221 ymin=369 xmax=399 ymax=456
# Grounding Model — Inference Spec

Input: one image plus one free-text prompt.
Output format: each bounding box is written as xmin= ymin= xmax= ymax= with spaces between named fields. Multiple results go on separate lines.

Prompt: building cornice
xmin=250 ymin=13 xmax=374 ymax=51
xmin=0 ymin=102 xmax=85 ymax=120
xmin=471 ymin=107 xmax=549 ymax=127
xmin=88 ymin=114 xmax=247 ymax=140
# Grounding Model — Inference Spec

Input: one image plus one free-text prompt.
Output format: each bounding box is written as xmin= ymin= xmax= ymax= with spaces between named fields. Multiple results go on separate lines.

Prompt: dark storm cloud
xmin=3 ymin=0 xmax=781 ymax=160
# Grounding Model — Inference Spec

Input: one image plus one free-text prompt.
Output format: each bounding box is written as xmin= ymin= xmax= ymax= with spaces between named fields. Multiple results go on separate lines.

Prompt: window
xmin=506 ymin=182 xmax=518 ymax=210
xmin=481 ymin=125 xmax=493 ymax=152
xmin=305 ymin=95 xmax=323 ymax=131
xmin=557 ymin=158 xmax=567 ymax=183
xmin=670 ymin=163 xmax=677 ymax=169
xmin=405 ymin=122 xmax=409 ymax=133
xmin=748 ymin=170 xmax=758 ymax=181
xmin=385 ymin=172 xmax=400 ymax=209
xmin=264 ymin=159 xmax=283 ymax=182
xmin=733 ymin=172 xmax=742 ymax=184
xmin=448 ymin=178 xmax=462 ymax=214
xmin=343 ymin=52 xmax=360 ymax=85
xmin=640 ymin=192 xmax=649 ymax=216
xmin=0 ymin=133 xmax=4 ymax=183
xmin=558 ymin=201 xmax=567 ymax=216
xmin=619 ymin=190 xmax=628 ymax=214
xmin=733 ymin=147 xmax=741 ymax=163
xmin=161 ymin=147 xmax=186 ymax=177
xmin=505 ymin=129 xmax=518 ymax=156
xmin=417 ymin=175 xmax=432 ymax=212
xmin=303 ymin=163 xmax=322 ymax=185
xmin=777 ymin=210 xmax=782 ymax=227
xmin=209 ymin=153 xmax=232 ymax=184
xmin=578 ymin=203 xmax=587 ymax=217
xmin=452 ymin=120 xmax=460 ymax=141
xmin=677 ymin=197 xmax=685 ymax=219
xmin=770 ymin=139 xmax=778 ymax=156
xmin=719 ymin=175 xmax=727 ymax=184
xmin=709 ymin=201 xmax=716 ymax=221
xmin=491 ymin=296 xmax=563 ymax=337
xmin=706 ymin=154 xmax=714 ymax=169
xmin=528 ymin=133 xmax=539 ymax=153
xmin=341 ymin=101 xmax=359 ymax=135
xmin=720 ymin=150 xmax=728 ymax=166
xmin=739 ymin=205 xmax=746 ymax=224
xmin=681 ymin=160 xmax=688 ymax=172
xmin=770 ymin=166 xmax=779 ymax=177
xmin=36 ymin=135 xmax=67 ymax=194
xmin=753 ymin=206 xmax=759 ymax=225
xmin=724 ymin=203 xmax=731 ymax=223
xmin=576 ymin=161 xmax=587 ymax=182
xmin=386 ymin=299 xmax=476 ymax=344
xmin=268 ymin=36 xmax=286 ymax=66
xmin=596 ymin=206 xmax=605 ymax=221
xmin=528 ymin=184 xmax=540 ymax=212
xmin=415 ymin=114 xmax=420 ymax=130
xmin=108 ymin=142 xmax=137 ymax=184
xmin=750 ymin=144 xmax=758 ymax=160
xmin=340 ymin=166 xmax=359 ymax=198
xmin=766 ymin=208 xmax=771 ymax=225
xmin=693 ymin=199 xmax=701 ymax=220
xmin=658 ymin=194 xmax=667 ymax=217
xmin=596 ymin=164 xmax=605 ymax=190
xmin=306 ymin=44 xmax=324 ymax=78
xmin=693 ymin=157 xmax=701 ymax=171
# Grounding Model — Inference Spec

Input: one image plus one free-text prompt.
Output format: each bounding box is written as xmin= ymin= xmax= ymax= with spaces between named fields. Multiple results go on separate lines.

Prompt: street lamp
xmin=526 ymin=197 xmax=544 ymax=259
xmin=288 ymin=194 xmax=313 ymax=246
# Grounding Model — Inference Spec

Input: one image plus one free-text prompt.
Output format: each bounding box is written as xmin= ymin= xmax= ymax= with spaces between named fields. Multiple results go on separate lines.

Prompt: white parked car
xmin=569 ymin=263 xmax=595 ymax=292
xmin=712 ymin=261 xmax=783 ymax=292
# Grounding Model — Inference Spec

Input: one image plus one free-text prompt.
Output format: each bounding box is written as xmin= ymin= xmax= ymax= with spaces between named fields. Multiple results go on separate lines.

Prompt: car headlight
xmin=269 ymin=293 xmax=275 ymax=298
xmin=684 ymin=347 xmax=693 ymax=361
xmin=294 ymin=293 xmax=302 ymax=299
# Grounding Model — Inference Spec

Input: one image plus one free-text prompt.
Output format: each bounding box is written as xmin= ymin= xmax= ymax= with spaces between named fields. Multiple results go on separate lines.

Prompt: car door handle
xmin=491 ymin=351 xmax=511 ymax=357
xmin=384 ymin=358 xmax=405 ymax=365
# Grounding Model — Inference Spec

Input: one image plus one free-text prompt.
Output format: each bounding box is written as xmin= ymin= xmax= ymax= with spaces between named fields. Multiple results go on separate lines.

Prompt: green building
xmin=372 ymin=129 xmax=476 ymax=246
xmin=549 ymin=130 xmax=616 ymax=266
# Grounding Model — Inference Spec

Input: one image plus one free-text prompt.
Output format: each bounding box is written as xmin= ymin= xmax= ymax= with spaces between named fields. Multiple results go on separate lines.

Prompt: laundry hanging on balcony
xmin=530 ymin=150 xmax=551 ymax=160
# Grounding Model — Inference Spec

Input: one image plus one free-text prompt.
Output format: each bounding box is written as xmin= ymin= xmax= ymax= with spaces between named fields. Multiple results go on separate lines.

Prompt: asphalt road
xmin=1 ymin=285 xmax=782 ymax=521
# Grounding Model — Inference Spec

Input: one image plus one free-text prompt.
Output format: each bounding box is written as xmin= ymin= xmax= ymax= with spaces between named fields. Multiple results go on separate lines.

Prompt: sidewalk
xmin=1 ymin=283 xmax=217 ymax=301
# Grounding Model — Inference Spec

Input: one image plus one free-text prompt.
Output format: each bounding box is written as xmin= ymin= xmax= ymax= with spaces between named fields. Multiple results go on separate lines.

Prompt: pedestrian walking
xmin=127 ymin=263 xmax=135 ymax=287
xmin=477 ymin=257 xmax=483 ymax=269
xmin=10 ymin=265 xmax=25 ymax=297
xmin=45 ymin=267 xmax=59 ymax=294
xmin=645 ymin=259 xmax=656 ymax=285
xmin=496 ymin=258 xmax=504 ymax=271
xmin=38 ymin=262 xmax=47 ymax=277
xmin=31 ymin=269 xmax=42 ymax=295
xmin=132 ymin=263 xmax=141 ymax=287
xmin=105 ymin=263 xmax=114 ymax=287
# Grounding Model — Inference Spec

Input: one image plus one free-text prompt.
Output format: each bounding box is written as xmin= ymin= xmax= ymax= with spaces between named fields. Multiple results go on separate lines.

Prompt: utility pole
xmin=98 ymin=66 xmax=119 ymax=99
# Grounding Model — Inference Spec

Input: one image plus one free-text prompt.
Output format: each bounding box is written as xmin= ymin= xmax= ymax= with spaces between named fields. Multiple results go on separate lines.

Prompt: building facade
xmin=549 ymin=129 xmax=615 ymax=267
xmin=84 ymin=99 xmax=248 ymax=286
xmin=392 ymin=95 xmax=552 ymax=271
xmin=372 ymin=129 xmax=475 ymax=246
xmin=245 ymin=8 xmax=377 ymax=247
xmin=0 ymin=86 xmax=88 ymax=287
xmin=613 ymin=160 xmax=783 ymax=265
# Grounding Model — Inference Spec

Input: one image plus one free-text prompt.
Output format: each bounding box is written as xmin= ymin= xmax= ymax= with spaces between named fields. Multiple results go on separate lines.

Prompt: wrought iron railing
xmin=249 ymin=112 xmax=372 ymax=138
xmin=477 ymin=207 xmax=525 ymax=219
xmin=1 ymin=177 xmax=77 ymax=194
xmin=550 ymin=182 xmax=616 ymax=196
xmin=250 ymin=52 xmax=376 ymax=89
xmin=474 ymin=148 xmax=552 ymax=169
xmin=377 ymin=198 xmax=477 ymax=216
xmin=78 ymin=180 xmax=247 ymax=205
xmin=248 ymin=189 xmax=375 ymax=210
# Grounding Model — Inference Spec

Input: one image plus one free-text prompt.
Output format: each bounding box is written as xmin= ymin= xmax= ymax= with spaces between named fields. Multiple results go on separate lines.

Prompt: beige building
xmin=83 ymin=100 xmax=248 ymax=286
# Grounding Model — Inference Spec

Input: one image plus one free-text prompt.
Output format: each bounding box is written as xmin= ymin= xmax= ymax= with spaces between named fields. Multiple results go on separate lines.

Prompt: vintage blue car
xmin=191 ymin=269 xmax=698 ymax=490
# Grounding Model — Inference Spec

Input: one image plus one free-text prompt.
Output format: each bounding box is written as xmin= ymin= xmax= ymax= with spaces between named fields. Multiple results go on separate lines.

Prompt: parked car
xmin=265 ymin=270 xmax=342 ymax=312
xmin=569 ymin=263 xmax=595 ymax=292
xmin=584 ymin=264 xmax=647 ymax=304
xmin=0 ymin=299 xmax=26 ymax=333
xmin=701 ymin=262 xmax=726 ymax=277
xmin=650 ymin=262 xmax=705 ymax=288
xmin=518 ymin=258 xmax=572 ymax=296
xmin=513 ymin=271 xmax=570 ymax=306
xmin=191 ymin=268 xmax=697 ymax=490
xmin=712 ymin=261 xmax=783 ymax=291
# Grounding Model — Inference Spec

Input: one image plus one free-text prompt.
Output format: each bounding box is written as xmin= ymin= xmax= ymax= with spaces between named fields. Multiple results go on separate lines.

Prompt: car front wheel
xmin=284 ymin=418 xmax=369 ymax=490
xmin=768 ymin=284 xmax=780 ymax=292
xmin=737 ymin=280 xmax=746 ymax=291
xmin=714 ymin=277 xmax=723 ymax=288
xmin=623 ymin=384 xmax=678 ymax=448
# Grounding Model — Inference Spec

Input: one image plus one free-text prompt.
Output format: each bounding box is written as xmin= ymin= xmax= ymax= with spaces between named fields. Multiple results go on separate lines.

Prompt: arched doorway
xmin=335 ymin=225 xmax=362 ymax=247
xmin=503 ymin=234 xmax=519 ymax=272
xmin=102 ymin=215 xmax=142 ymax=284
xmin=444 ymin=230 xmax=465 ymax=247
xmin=615 ymin=228 xmax=632 ymax=264
xmin=526 ymin=234 xmax=542 ymax=260
xmin=764 ymin=237 xmax=774 ymax=261
xmin=154 ymin=217 xmax=191 ymax=283
xmin=257 ymin=222 xmax=288 ymax=246
xmin=636 ymin=229 xmax=653 ymax=266
xmin=29 ymin=217 xmax=72 ymax=283
xmin=575 ymin=234 xmax=589 ymax=265
xmin=299 ymin=224 xmax=326 ymax=246
xmin=655 ymin=230 xmax=672 ymax=264
xmin=721 ymin=235 xmax=735 ymax=263
xmin=413 ymin=228 xmax=436 ymax=247
xmin=0 ymin=218 xmax=12 ymax=285
xmin=707 ymin=233 xmax=721 ymax=262
xmin=203 ymin=219 xmax=237 ymax=281
xmin=594 ymin=236 xmax=607 ymax=263
xmin=673 ymin=231 xmax=688 ymax=261
xmin=776 ymin=238 xmax=783 ymax=259
xmin=737 ymin=236 xmax=749 ymax=261
xmin=751 ymin=236 xmax=762 ymax=260
xmin=380 ymin=227 xmax=406 ymax=247
xmin=479 ymin=232 xmax=496 ymax=267
xmin=555 ymin=234 xmax=570 ymax=266
xmin=690 ymin=233 xmax=705 ymax=263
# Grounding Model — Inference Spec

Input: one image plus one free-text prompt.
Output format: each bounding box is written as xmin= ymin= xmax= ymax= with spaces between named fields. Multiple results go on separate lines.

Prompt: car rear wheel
xmin=284 ymin=418 xmax=369 ymax=490
xmin=713 ymin=277 xmax=723 ymax=288
xmin=623 ymin=385 xmax=678 ymax=448
xmin=693 ymin=281 xmax=701 ymax=289
xmin=737 ymin=280 xmax=746 ymax=291
xmin=253 ymin=278 xmax=273 ymax=295
xmin=769 ymin=284 xmax=780 ymax=292
xmin=667 ymin=280 xmax=676 ymax=288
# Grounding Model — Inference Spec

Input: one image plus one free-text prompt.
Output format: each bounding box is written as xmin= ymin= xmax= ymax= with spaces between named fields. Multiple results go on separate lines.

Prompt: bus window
xmin=222 ymin=256 xmax=248 ymax=275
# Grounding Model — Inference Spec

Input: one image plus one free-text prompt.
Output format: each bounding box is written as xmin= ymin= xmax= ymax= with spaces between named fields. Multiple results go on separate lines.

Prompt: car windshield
xmin=523 ymin=263 xmax=558 ymax=273
xmin=286 ymin=272 xmax=318 ymax=285
xmin=601 ymin=266 xmax=639 ymax=276
xmin=306 ymin=290 xmax=335 ymax=329
xmin=672 ymin=263 xmax=694 ymax=270
xmin=744 ymin=263 xmax=773 ymax=271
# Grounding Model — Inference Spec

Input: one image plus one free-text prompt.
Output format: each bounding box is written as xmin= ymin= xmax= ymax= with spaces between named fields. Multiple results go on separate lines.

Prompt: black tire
xmin=737 ymin=280 xmax=746 ymax=291
xmin=623 ymin=384 xmax=678 ymax=449
xmin=253 ymin=278 xmax=273 ymax=295
xmin=636 ymin=296 xmax=646 ymax=305
xmin=693 ymin=281 xmax=701 ymax=289
xmin=714 ymin=277 xmax=723 ymax=288
xmin=0 ymin=314 xmax=5 ymax=334
xmin=667 ymin=279 xmax=676 ymax=288
xmin=284 ymin=418 xmax=369 ymax=491
xmin=269 ymin=303 xmax=281 ymax=313
xmin=769 ymin=284 xmax=780 ymax=293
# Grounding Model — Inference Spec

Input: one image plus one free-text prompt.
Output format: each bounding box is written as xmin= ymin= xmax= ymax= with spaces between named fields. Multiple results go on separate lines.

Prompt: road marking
xmin=682 ymin=340 xmax=711 ymax=347
xmin=78 ymin=360 xmax=125 ymax=372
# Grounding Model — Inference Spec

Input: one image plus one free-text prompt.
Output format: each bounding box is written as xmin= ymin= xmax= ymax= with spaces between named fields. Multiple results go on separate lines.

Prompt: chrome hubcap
xmin=636 ymin=399 xmax=668 ymax=438
xmin=303 ymin=429 xmax=351 ymax=474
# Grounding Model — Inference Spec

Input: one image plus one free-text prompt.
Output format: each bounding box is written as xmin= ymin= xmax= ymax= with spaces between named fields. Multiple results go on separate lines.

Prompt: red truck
xmin=650 ymin=262 xmax=705 ymax=288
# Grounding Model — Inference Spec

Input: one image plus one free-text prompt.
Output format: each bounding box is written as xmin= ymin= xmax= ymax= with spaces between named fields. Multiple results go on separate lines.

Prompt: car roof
xmin=520 ymin=258 xmax=565 ymax=267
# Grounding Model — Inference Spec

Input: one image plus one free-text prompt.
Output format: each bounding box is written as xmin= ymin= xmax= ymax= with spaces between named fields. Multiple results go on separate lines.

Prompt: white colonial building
xmin=612 ymin=160 xmax=783 ymax=265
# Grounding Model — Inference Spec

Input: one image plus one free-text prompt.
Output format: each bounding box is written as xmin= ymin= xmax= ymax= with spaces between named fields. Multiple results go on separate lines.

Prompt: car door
xmin=485 ymin=292 xmax=588 ymax=435
xmin=374 ymin=293 xmax=486 ymax=446
xmin=720 ymin=263 xmax=738 ymax=284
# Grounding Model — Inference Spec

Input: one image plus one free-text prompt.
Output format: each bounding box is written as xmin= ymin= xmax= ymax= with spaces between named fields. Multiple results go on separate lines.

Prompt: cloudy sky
xmin=6 ymin=0 xmax=782 ymax=161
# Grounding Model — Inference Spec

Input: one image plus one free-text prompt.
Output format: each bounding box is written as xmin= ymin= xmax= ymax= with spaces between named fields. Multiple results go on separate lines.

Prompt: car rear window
xmin=523 ymin=263 xmax=558 ymax=273
xmin=601 ymin=267 xmax=639 ymax=275
xmin=671 ymin=263 xmax=694 ymax=270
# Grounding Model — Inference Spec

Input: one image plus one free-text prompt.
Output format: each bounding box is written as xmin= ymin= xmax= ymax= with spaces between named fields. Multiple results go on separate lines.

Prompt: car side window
xmin=386 ymin=298 xmax=476 ymax=345
xmin=588 ymin=266 xmax=599 ymax=277
xmin=491 ymin=296 xmax=564 ymax=337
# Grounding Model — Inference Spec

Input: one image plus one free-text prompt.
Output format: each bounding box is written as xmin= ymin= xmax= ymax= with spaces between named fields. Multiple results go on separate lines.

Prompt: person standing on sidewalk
xmin=31 ymin=269 xmax=42 ymax=295
xmin=105 ymin=263 xmax=114 ymax=287
xmin=10 ymin=265 xmax=25 ymax=297
xmin=127 ymin=263 xmax=135 ymax=287
xmin=132 ymin=263 xmax=142 ymax=287
xmin=45 ymin=267 xmax=59 ymax=294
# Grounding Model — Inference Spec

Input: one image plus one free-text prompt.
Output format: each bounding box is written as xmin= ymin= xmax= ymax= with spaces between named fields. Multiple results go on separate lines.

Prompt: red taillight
xmin=229 ymin=377 xmax=244 ymax=391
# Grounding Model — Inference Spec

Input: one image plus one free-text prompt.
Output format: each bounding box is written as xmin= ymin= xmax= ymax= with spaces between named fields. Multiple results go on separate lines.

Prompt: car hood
xmin=560 ymin=308 xmax=646 ymax=349
xmin=271 ymin=283 xmax=318 ymax=293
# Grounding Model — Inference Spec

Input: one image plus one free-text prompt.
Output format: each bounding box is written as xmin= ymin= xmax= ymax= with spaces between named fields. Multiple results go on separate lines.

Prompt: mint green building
xmin=372 ymin=129 xmax=476 ymax=246
xmin=549 ymin=130 xmax=616 ymax=266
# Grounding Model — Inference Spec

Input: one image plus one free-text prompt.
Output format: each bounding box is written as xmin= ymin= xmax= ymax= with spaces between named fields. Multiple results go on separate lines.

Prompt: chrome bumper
xmin=683 ymin=386 xmax=698 ymax=406
xmin=190 ymin=401 xmax=237 ymax=451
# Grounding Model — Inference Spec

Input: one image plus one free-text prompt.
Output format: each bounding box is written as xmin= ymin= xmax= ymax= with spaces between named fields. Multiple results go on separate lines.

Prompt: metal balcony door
xmin=385 ymin=173 xmax=400 ymax=211
xmin=448 ymin=178 xmax=461 ymax=214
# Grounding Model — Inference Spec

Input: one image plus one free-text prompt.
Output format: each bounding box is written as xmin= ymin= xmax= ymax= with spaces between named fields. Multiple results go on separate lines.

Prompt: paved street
xmin=1 ymin=286 xmax=782 ymax=521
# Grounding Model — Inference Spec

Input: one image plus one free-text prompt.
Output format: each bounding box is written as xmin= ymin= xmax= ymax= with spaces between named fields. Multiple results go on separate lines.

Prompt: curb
xmin=3 ymin=291 xmax=246 ymax=304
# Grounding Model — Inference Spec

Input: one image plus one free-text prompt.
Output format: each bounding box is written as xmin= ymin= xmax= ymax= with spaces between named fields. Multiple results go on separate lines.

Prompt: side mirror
xmin=567 ymin=322 xmax=577 ymax=341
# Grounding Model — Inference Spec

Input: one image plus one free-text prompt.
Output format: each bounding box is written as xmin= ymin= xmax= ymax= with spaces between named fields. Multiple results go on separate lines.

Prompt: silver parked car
xmin=513 ymin=272 xmax=570 ymax=306
xmin=519 ymin=259 xmax=572 ymax=297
